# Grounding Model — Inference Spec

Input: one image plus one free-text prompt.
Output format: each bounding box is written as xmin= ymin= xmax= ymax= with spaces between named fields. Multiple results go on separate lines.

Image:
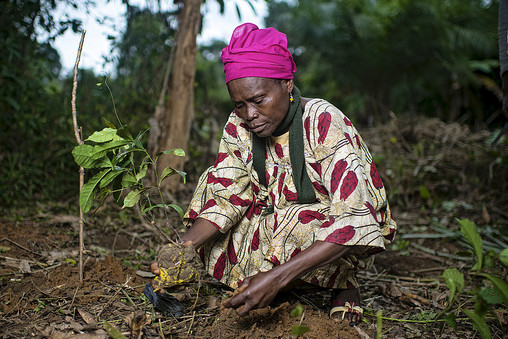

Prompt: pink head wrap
xmin=221 ymin=23 xmax=297 ymax=83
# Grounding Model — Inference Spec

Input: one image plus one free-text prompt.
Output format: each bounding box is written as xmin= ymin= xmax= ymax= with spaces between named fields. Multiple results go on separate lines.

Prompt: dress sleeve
xmin=183 ymin=116 xmax=253 ymax=234
xmin=306 ymin=107 xmax=387 ymax=250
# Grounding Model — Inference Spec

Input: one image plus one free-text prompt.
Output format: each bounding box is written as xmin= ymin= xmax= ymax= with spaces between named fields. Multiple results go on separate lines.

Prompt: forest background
xmin=0 ymin=0 xmax=504 ymax=210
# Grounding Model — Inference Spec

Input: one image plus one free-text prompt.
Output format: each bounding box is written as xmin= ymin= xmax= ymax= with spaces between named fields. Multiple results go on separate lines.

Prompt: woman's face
xmin=227 ymin=77 xmax=293 ymax=137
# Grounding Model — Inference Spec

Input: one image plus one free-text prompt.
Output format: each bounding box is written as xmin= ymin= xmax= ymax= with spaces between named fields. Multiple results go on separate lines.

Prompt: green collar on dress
xmin=252 ymin=86 xmax=316 ymax=204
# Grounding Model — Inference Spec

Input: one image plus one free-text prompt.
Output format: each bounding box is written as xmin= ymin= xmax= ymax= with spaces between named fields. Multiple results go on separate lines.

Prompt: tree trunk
xmin=154 ymin=0 xmax=202 ymax=192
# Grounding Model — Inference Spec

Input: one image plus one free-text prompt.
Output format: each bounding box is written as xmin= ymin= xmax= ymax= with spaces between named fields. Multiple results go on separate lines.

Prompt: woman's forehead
xmin=227 ymin=77 xmax=280 ymax=99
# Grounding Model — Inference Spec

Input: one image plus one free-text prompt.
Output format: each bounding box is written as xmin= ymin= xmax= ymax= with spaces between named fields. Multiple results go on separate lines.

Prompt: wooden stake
xmin=71 ymin=31 xmax=86 ymax=282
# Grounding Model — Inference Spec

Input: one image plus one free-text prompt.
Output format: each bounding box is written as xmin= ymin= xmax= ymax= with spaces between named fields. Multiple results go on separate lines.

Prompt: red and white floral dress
xmin=183 ymin=99 xmax=397 ymax=290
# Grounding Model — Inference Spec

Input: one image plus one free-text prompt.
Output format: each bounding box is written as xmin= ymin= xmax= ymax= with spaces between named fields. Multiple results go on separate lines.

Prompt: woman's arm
xmin=181 ymin=217 xmax=221 ymax=248
xmin=222 ymin=240 xmax=350 ymax=316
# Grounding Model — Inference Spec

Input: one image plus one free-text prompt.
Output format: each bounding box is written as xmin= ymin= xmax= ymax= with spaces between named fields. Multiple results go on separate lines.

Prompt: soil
xmin=1 ymin=117 xmax=507 ymax=338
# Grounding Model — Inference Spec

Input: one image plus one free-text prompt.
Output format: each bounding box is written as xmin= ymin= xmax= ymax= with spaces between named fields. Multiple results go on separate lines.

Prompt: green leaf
xmin=72 ymin=141 xmax=129 ymax=169
xmin=92 ymin=140 xmax=130 ymax=154
xmin=121 ymin=173 xmax=138 ymax=188
xmin=122 ymin=189 xmax=144 ymax=208
xmin=290 ymin=304 xmax=303 ymax=317
xmin=86 ymin=128 xmax=118 ymax=143
xmin=113 ymin=147 xmax=144 ymax=165
xmin=461 ymin=309 xmax=492 ymax=339
xmin=158 ymin=167 xmax=187 ymax=186
xmin=458 ymin=219 xmax=483 ymax=271
xmin=167 ymin=204 xmax=184 ymax=218
xmin=103 ymin=321 xmax=128 ymax=339
xmin=477 ymin=287 xmax=506 ymax=305
xmin=97 ymin=187 xmax=111 ymax=201
xmin=72 ymin=145 xmax=106 ymax=168
xmin=480 ymin=273 xmax=508 ymax=304
xmin=141 ymin=204 xmax=167 ymax=214
xmin=158 ymin=167 xmax=176 ymax=185
xmin=158 ymin=148 xmax=186 ymax=157
xmin=499 ymin=248 xmax=508 ymax=266
xmin=442 ymin=268 xmax=464 ymax=302
xmin=175 ymin=169 xmax=187 ymax=183
xmin=444 ymin=313 xmax=456 ymax=329
xmin=102 ymin=118 xmax=116 ymax=129
xmin=117 ymin=126 xmax=134 ymax=141
xmin=141 ymin=203 xmax=184 ymax=218
xmin=418 ymin=185 xmax=430 ymax=199
xmin=290 ymin=325 xmax=309 ymax=336
xmin=100 ymin=169 xmax=125 ymax=189
xmin=136 ymin=164 xmax=148 ymax=182
xmin=80 ymin=169 xmax=111 ymax=213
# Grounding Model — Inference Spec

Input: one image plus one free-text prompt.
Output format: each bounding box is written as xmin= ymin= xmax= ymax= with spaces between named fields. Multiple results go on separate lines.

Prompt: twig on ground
xmin=0 ymin=255 xmax=47 ymax=268
xmin=186 ymin=310 xmax=196 ymax=336
xmin=70 ymin=284 xmax=81 ymax=310
xmin=158 ymin=318 xmax=166 ymax=339
xmin=190 ymin=275 xmax=202 ymax=311
xmin=97 ymin=276 xmax=132 ymax=320
xmin=290 ymin=291 xmax=322 ymax=311
xmin=0 ymin=238 xmax=40 ymax=255
xmin=359 ymin=271 xmax=439 ymax=284
xmin=410 ymin=243 xmax=471 ymax=261
xmin=354 ymin=325 xmax=373 ymax=339
xmin=120 ymin=288 xmax=136 ymax=307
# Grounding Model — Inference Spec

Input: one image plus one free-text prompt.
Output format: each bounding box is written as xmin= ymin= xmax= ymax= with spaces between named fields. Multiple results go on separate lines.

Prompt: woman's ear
xmin=284 ymin=79 xmax=294 ymax=93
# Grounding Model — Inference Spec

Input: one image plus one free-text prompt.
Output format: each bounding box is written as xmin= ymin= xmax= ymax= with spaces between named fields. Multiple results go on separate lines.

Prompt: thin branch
xmin=71 ymin=30 xmax=86 ymax=282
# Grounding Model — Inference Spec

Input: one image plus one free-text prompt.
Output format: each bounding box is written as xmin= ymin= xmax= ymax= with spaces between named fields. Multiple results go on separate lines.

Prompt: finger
xmin=222 ymin=285 xmax=248 ymax=308
xmin=150 ymin=262 xmax=160 ymax=275
xmin=236 ymin=303 xmax=252 ymax=317
xmin=222 ymin=293 xmax=243 ymax=308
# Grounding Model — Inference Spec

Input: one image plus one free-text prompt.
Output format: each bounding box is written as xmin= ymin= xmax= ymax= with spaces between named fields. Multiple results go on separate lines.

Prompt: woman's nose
xmin=246 ymin=105 xmax=258 ymax=121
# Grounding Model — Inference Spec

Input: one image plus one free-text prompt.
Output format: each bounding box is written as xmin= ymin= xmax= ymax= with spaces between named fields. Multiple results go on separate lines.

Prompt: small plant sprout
xmin=289 ymin=304 xmax=309 ymax=337
xmin=439 ymin=219 xmax=508 ymax=339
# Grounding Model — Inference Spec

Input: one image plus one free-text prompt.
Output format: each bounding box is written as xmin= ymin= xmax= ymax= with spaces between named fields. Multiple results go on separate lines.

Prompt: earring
xmin=289 ymin=92 xmax=294 ymax=102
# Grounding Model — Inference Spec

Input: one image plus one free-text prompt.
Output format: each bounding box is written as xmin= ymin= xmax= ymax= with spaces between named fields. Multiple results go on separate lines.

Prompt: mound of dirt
xmin=195 ymin=302 xmax=373 ymax=339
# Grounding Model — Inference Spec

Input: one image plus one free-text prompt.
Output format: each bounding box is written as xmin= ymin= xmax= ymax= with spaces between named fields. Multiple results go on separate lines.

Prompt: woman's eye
xmin=254 ymin=98 xmax=263 ymax=104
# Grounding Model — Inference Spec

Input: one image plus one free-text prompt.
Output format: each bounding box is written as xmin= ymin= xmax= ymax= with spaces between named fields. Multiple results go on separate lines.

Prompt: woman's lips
xmin=251 ymin=123 xmax=266 ymax=134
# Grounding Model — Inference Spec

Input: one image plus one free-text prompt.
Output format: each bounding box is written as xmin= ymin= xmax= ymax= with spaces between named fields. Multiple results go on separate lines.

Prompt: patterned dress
xmin=183 ymin=99 xmax=397 ymax=290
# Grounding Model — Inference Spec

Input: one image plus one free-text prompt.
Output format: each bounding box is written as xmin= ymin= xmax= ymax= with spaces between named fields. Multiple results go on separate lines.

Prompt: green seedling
xmin=289 ymin=304 xmax=310 ymax=337
xmin=439 ymin=219 xmax=508 ymax=339
xmin=72 ymin=120 xmax=186 ymax=241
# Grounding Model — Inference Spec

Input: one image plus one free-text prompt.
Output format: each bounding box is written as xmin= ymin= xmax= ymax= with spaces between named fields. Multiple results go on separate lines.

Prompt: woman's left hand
xmin=222 ymin=241 xmax=351 ymax=316
xmin=222 ymin=269 xmax=283 ymax=316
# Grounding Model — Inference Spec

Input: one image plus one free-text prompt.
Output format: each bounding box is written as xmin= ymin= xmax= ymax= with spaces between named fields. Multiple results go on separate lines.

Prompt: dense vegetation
xmin=0 ymin=0 xmax=503 ymax=209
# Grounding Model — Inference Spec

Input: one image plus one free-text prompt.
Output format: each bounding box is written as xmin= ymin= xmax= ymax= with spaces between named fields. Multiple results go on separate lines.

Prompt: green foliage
xmin=265 ymin=0 xmax=500 ymax=126
xmin=72 ymin=124 xmax=185 ymax=215
xmin=289 ymin=304 xmax=310 ymax=337
xmin=439 ymin=219 xmax=508 ymax=339
xmin=442 ymin=268 xmax=464 ymax=304
xmin=0 ymin=0 xmax=93 ymax=208
xmin=289 ymin=304 xmax=303 ymax=317
xmin=500 ymin=248 xmax=508 ymax=266
xmin=290 ymin=325 xmax=310 ymax=337
xmin=110 ymin=5 xmax=178 ymax=131
xmin=458 ymin=218 xmax=484 ymax=270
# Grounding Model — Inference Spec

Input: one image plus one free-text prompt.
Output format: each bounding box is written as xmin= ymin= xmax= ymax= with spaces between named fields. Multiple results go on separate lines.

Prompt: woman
xmin=151 ymin=23 xmax=397 ymax=325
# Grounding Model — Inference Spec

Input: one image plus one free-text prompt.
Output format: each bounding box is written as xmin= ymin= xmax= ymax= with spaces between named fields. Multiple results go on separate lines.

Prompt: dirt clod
xmin=152 ymin=243 xmax=201 ymax=291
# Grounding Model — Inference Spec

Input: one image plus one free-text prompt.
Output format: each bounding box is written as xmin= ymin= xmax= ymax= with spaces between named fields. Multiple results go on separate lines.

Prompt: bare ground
xmin=1 ymin=116 xmax=507 ymax=338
